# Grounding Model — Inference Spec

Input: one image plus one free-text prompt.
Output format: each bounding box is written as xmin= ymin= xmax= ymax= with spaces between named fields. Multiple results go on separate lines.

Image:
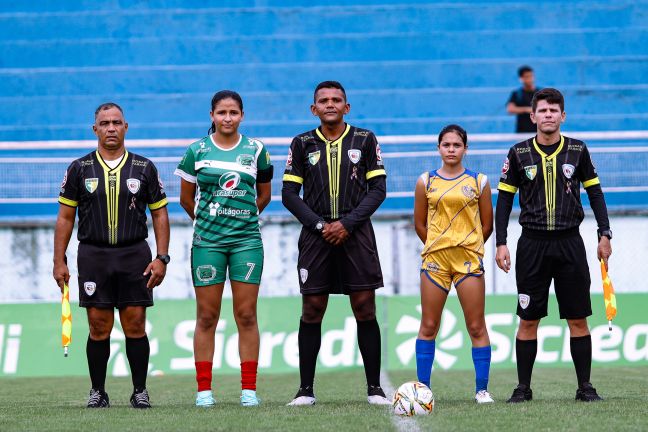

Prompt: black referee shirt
xmin=282 ymin=124 xmax=386 ymax=231
xmin=59 ymin=150 xmax=168 ymax=246
xmin=497 ymin=135 xmax=603 ymax=232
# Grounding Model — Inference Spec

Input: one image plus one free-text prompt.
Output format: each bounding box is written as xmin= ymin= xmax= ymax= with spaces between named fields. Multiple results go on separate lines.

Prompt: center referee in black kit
xmin=495 ymin=88 xmax=612 ymax=403
xmin=53 ymin=103 xmax=170 ymax=409
xmin=282 ymin=81 xmax=390 ymax=406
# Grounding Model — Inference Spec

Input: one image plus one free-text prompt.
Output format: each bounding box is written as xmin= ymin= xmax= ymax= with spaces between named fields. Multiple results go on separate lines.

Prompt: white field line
xmin=380 ymin=370 xmax=423 ymax=432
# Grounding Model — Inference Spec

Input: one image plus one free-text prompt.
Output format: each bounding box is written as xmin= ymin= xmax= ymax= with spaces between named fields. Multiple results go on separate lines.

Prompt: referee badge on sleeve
xmin=518 ymin=294 xmax=530 ymax=309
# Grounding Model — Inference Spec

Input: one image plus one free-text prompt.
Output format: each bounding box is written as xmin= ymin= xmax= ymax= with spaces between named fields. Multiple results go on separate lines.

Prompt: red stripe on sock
xmin=195 ymin=361 xmax=213 ymax=392
xmin=241 ymin=361 xmax=258 ymax=391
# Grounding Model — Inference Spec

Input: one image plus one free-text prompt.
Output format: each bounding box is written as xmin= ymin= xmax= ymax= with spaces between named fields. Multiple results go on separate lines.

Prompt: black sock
xmin=570 ymin=335 xmax=592 ymax=387
xmin=86 ymin=336 xmax=110 ymax=391
xmin=357 ymin=318 xmax=382 ymax=388
xmin=516 ymin=338 xmax=537 ymax=387
xmin=298 ymin=319 xmax=321 ymax=390
xmin=126 ymin=335 xmax=150 ymax=391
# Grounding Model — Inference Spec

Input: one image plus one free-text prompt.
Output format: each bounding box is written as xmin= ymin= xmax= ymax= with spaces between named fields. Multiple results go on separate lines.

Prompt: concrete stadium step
xmin=2 ymin=0 xmax=639 ymax=14
xmin=2 ymin=28 xmax=647 ymax=68
xmin=2 ymin=85 xmax=646 ymax=124
xmin=1 ymin=2 xmax=645 ymax=41
xmin=1 ymin=113 xmax=646 ymax=142
xmin=1 ymin=56 xmax=647 ymax=97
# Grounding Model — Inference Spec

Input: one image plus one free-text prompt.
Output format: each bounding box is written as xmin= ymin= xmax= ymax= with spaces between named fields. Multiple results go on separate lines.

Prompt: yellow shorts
xmin=420 ymin=247 xmax=484 ymax=292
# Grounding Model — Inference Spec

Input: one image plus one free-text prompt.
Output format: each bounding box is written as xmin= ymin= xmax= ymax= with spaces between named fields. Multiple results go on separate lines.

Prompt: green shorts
xmin=191 ymin=244 xmax=264 ymax=286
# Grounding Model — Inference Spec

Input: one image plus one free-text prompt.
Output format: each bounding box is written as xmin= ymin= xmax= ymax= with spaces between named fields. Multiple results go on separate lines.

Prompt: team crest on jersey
xmin=300 ymin=268 xmax=309 ymax=283
xmin=84 ymin=282 xmax=96 ymax=296
xmin=85 ymin=178 xmax=99 ymax=193
xmin=237 ymin=154 xmax=255 ymax=167
xmin=518 ymin=294 xmax=530 ymax=309
xmin=348 ymin=149 xmax=361 ymax=164
xmin=562 ymin=164 xmax=575 ymax=179
xmin=462 ymin=185 xmax=476 ymax=199
xmin=308 ymin=151 xmax=321 ymax=166
xmin=196 ymin=265 xmax=217 ymax=283
xmin=127 ymin=178 xmax=141 ymax=194
xmin=524 ymin=165 xmax=537 ymax=180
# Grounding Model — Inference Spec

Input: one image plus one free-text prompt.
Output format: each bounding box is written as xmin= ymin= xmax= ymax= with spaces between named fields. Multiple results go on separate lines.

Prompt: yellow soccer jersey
xmin=421 ymin=169 xmax=487 ymax=259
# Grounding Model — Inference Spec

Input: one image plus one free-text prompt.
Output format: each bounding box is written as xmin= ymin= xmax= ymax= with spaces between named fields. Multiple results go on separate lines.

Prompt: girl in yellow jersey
xmin=413 ymin=124 xmax=494 ymax=403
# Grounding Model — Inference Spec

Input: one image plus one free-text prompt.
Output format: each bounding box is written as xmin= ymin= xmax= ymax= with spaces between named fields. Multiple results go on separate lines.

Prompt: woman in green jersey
xmin=175 ymin=90 xmax=273 ymax=407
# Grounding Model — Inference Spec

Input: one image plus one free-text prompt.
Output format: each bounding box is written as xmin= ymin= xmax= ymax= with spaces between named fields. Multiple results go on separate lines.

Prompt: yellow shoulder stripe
xmin=283 ymin=174 xmax=304 ymax=184
xmin=148 ymin=198 xmax=168 ymax=210
xmin=497 ymin=182 xmax=518 ymax=194
xmin=583 ymin=177 xmax=600 ymax=188
xmin=58 ymin=196 xmax=78 ymax=207
xmin=366 ymin=169 xmax=387 ymax=180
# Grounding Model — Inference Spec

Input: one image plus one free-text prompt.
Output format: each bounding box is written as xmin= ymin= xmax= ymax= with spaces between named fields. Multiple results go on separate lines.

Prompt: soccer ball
xmin=392 ymin=381 xmax=434 ymax=416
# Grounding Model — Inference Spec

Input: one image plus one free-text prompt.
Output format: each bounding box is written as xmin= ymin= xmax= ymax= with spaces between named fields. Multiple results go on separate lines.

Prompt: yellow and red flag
xmin=61 ymin=282 xmax=72 ymax=356
xmin=600 ymin=259 xmax=617 ymax=331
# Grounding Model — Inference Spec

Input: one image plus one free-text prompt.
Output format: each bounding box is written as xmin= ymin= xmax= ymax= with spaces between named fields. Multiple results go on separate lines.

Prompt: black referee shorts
xmin=515 ymin=229 xmax=592 ymax=320
xmin=297 ymin=220 xmax=384 ymax=295
xmin=78 ymin=240 xmax=153 ymax=308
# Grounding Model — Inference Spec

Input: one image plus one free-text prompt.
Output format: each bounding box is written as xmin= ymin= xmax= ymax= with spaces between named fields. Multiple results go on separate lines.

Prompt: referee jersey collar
xmin=315 ymin=123 xmax=351 ymax=144
xmin=532 ymin=135 xmax=564 ymax=160
xmin=96 ymin=149 xmax=129 ymax=173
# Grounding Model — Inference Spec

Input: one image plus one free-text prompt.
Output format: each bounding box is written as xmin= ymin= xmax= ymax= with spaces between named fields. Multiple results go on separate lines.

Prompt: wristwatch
xmin=156 ymin=254 xmax=171 ymax=265
xmin=597 ymin=229 xmax=612 ymax=241
xmin=315 ymin=221 xmax=325 ymax=233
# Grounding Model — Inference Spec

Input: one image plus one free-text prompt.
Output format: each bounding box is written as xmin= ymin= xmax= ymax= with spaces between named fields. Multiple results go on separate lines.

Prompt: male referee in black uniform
xmin=53 ymin=103 xmax=170 ymax=408
xmin=495 ymin=88 xmax=612 ymax=402
xmin=282 ymin=81 xmax=390 ymax=405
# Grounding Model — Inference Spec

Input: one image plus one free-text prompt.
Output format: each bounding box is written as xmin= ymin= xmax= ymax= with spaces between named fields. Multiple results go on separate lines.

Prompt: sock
xmin=516 ymin=338 xmax=537 ymax=387
xmin=357 ymin=318 xmax=382 ymax=388
xmin=570 ymin=335 xmax=592 ymax=387
xmin=298 ymin=319 xmax=322 ymax=390
xmin=125 ymin=335 xmax=150 ymax=391
xmin=241 ymin=361 xmax=258 ymax=391
xmin=472 ymin=345 xmax=491 ymax=392
xmin=415 ymin=339 xmax=435 ymax=388
xmin=195 ymin=361 xmax=212 ymax=392
xmin=86 ymin=336 xmax=110 ymax=391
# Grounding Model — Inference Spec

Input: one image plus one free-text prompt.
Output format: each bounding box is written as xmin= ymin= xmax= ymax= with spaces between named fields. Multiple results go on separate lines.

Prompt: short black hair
xmin=518 ymin=65 xmax=533 ymax=77
xmin=313 ymin=81 xmax=346 ymax=102
xmin=94 ymin=102 xmax=123 ymax=119
xmin=438 ymin=124 xmax=468 ymax=147
xmin=531 ymin=87 xmax=565 ymax=112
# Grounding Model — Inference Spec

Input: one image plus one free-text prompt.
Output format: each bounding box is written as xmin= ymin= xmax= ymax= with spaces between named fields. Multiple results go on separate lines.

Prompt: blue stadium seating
xmin=1 ymin=0 xmax=647 ymax=219
xmin=0 ymin=0 xmax=646 ymax=140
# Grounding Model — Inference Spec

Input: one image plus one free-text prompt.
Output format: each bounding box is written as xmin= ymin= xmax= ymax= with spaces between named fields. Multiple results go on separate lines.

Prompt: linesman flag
xmin=600 ymin=259 xmax=617 ymax=331
xmin=61 ymin=282 xmax=72 ymax=356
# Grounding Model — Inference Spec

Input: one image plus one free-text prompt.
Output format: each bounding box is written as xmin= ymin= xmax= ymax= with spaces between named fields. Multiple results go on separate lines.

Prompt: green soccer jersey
xmin=175 ymin=134 xmax=272 ymax=248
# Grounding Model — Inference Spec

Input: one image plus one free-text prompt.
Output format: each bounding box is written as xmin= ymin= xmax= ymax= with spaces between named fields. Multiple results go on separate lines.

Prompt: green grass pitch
xmin=0 ymin=367 xmax=646 ymax=431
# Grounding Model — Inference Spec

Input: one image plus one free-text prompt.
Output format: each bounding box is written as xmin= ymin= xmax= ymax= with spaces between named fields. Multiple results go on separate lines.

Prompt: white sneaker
xmin=367 ymin=394 xmax=392 ymax=405
xmin=287 ymin=395 xmax=316 ymax=406
xmin=196 ymin=390 xmax=216 ymax=407
xmin=475 ymin=389 xmax=494 ymax=404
